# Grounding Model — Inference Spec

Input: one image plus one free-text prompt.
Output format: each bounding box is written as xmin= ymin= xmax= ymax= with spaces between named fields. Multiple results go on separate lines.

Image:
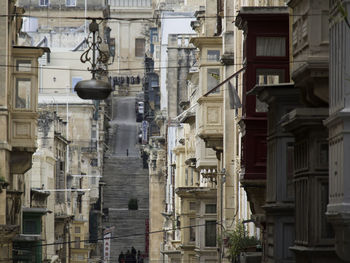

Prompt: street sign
xmin=103 ymin=227 xmax=114 ymax=263
xmin=142 ymin=120 xmax=149 ymax=144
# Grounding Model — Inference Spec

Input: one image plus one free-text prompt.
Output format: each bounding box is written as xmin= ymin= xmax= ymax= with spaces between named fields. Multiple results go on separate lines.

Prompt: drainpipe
xmin=218 ymin=158 xmax=226 ymax=263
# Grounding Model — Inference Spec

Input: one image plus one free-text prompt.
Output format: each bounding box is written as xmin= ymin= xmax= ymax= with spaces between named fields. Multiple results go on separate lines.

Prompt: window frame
xmin=189 ymin=218 xmax=196 ymax=242
xmin=66 ymin=0 xmax=76 ymax=7
xmin=253 ymin=34 xmax=289 ymax=60
xmin=255 ymin=36 xmax=287 ymax=57
xmin=207 ymin=49 xmax=221 ymax=62
xmin=205 ymin=204 xmax=217 ymax=214
xmin=135 ymin=38 xmax=146 ymax=57
xmin=205 ymin=220 xmax=217 ymax=247
xmin=12 ymin=57 xmax=37 ymax=112
xmin=23 ymin=214 xmax=42 ymax=235
xmin=206 ymin=67 xmax=221 ymax=94
xmin=14 ymin=77 xmax=32 ymax=110
xmin=39 ymin=0 xmax=49 ymax=6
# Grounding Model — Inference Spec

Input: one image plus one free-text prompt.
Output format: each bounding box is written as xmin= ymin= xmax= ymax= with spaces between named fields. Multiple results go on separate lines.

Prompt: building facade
xmin=0 ymin=1 xmax=47 ymax=262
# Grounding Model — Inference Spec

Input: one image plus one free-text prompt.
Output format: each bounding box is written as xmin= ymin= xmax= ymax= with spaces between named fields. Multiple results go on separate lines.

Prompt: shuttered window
xmin=135 ymin=38 xmax=145 ymax=57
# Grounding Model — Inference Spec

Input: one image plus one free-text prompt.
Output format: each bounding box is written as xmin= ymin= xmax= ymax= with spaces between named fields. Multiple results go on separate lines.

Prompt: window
xmin=255 ymin=68 xmax=285 ymax=112
xmin=91 ymin=124 xmax=97 ymax=140
xmin=75 ymin=237 xmax=80 ymax=248
xmin=75 ymin=226 xmax=81 ymax=233
xmin=135 ymin=38 xmax=145 ymax=57
xmin=91 ymin=176 xmax=96 ymax=185
xmin=205 ymin=221 xmax=216 ymax=247
xmin=205 ymin=204 xmax=217 ymax=214
xmin=77 ymin=194 xmax=82 ymax=213
xmin=15 ymin=78 xmax=31 ymax=109
xmin=152 ymin=34 xmax=158 ymax=43
xmin=91 ymin=171 xmax=97 ymax=185
xmin=189 ymin=202 xmax=196 ymax=211
xmin=39 ymin=0 xmax=49 ymax=6
xmin=155 ymin=46 xmax=160 ymax=59
xmin=184 ymin=37 xmax=189 ymax=46
xmin=256 ymin=37 xmax=286 ymax=57
xmin=23 ymin=215 xmax=41 ymax=235
xmin=16 ymin=60 xmax=32 ymax=72
xmin=66 ymin=0 xmax=76 ymax=6
xmin=256 ymin=68 xmax=284 ymax=85
xmin=189 ymin=218 xmax=196 ymax=242
xmin=190 ymin=169 xmax=193 ymax=186
xmin=207 ymin=50 xmax=220 ymax=61
xmin=207 ymin=68 xmax=220 ymax=93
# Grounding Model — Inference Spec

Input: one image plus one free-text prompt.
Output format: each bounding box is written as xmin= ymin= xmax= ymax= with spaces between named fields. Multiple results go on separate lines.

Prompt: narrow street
xmin=103 ymin=96 xmax=149 ymax=261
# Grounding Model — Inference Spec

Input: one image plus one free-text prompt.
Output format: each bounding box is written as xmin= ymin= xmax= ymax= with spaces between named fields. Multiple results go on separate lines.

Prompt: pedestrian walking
xmin=131 ymin=246 xmax=137 ymax=263
xmin=137 ymin=250 xmax=143 ymax=263
xmin=118 ymin=251 xmax=125 ymax=263
xmin=126 ymin=148 xmax=129 ymax=156
xmin=125 ymin=250 xmax=131 ymax=263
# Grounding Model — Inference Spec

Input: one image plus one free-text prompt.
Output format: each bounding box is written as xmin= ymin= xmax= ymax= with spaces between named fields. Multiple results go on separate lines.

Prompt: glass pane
xmin=255 ymin=68 xmax=284 ymax=112
xmin=207 ymin=50 xmax=220 ymax=61
xmin=75 ymin=237 xmax=80 ymax=248
xmin=135 ymin=38 xmax=145 ymax=57
xmin=256 ymin=68 xmax=284 ymax=85
xmin=189 ymin=218 xmax=196 ymax=242
xmin=205 ymin=221 xmax=216 ymax=247
xmin=205 ymin=204 xmax=217 ymax=214
xmin=256 ymin=37 xmax=286 ymax=56
xmin=23 ymin=220 xmax=38 ymax=234
xmin=207 ymin=68 xmax=220 ymax=93
xmin=15 ymin=78 xmax=31 ymax=109
xmin=66 ymin=0 xmax=76 ymax=6
xmin=16 ymin=60 xmax=31 ymax=72
xmin=189 ymin=202 xmax=196 ymax=211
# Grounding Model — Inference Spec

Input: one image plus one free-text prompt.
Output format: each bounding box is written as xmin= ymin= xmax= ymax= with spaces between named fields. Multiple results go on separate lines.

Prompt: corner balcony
xmin=196 ymin=96 xmax=223 ymax=152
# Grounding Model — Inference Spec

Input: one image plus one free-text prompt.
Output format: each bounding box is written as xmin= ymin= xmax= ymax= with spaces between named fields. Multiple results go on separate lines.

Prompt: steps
xmin=103 ymin=155 xmax=149 ymax=260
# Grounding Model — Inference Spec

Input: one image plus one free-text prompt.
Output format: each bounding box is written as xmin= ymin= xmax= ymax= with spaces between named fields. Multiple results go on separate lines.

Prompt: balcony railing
xmin=109 ymin=0 xmax=151 ymax=8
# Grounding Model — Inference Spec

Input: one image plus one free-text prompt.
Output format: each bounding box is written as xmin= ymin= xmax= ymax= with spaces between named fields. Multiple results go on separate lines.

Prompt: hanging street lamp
xmin=74 ymin=19 xmax=112 ymax=100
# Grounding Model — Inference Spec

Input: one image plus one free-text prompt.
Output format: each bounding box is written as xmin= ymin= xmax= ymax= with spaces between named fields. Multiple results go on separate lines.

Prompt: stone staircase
xmin=103 ymin=155 xmax=149 ymax=261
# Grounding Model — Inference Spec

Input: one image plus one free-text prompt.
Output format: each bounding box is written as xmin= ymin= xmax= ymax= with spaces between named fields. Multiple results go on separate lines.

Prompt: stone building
xmin=23 ymin=110 xmax=69 ymax=262
xmin=108 ymin=0 xmax=153 ymax=96
xmin=238 ymin=1 xmax=350 ymax=262
xmin=327 ymin=0 xmax=350 ymax=261
xmin=281 ymin=1 xmax=337 ymax=262
xmin=147 ymin=2 xmax=202 ymax=262
xmin=0 ymin=1 xmax=47 ymax=262
xmin=15 ymin=1 xmax=111 ymax=262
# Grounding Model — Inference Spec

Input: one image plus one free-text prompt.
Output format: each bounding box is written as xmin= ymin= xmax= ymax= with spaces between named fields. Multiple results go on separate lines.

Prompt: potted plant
xmin=225 ymin=221 xmax=260 ymax=263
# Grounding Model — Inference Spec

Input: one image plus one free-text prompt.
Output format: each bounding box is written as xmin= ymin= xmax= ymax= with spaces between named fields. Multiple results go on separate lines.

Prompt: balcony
xmin=109 ymin=0 xmax=151 ymax=8
xmin=195 ymin=137 xmax=217 ymax=173
xmin=196 ymin=96 xmax=223 ymax=151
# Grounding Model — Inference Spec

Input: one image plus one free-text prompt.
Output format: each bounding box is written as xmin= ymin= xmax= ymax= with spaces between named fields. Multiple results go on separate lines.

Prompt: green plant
xmin=128 ymin=198 xmax=138 ymax=210
xmin=225 ymin=222 xmax=260 ymax=262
